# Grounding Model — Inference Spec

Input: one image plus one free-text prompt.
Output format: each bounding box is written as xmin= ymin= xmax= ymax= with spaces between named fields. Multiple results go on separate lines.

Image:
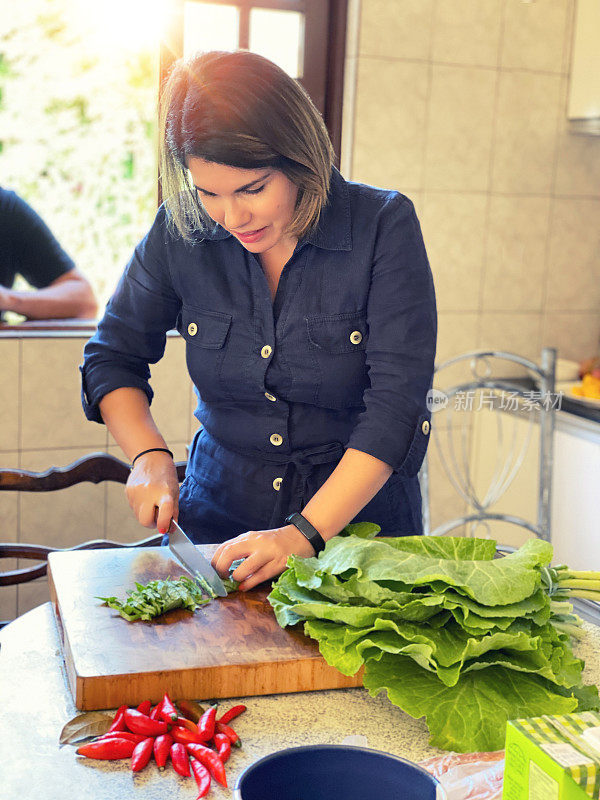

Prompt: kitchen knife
xmin=168 ymin=520 xmax=227 ymax=597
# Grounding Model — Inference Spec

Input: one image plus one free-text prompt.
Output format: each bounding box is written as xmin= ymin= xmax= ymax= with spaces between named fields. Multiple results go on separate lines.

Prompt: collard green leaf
xmin=379 ymin=535 xmax=497 ymax=561
xmin=59 ymin=712 xmax=113 ymax=745
xmin=338 ymin=522 xmax=381 ymax=539
xmin=268 ymin=534 xmax=596 ymax=752
xmin=312 ymin=536 xmax=553 ymax=606
xmin=363 ymin=654 xmax=579 ymax=752
xmin=564 ymin=682 xmax=600 ymax=712
xmin=304 ymin=619 xmax=366 ymax=676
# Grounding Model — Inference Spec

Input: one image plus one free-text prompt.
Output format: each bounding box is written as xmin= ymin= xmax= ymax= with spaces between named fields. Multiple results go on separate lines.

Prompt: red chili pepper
xmin=136 ymin=700 xmax=152 ymax=715
xmin=124 ymin=708 xmax=168 ymax=736
xmin=215 ymin=720 xmax=241 ymax=747
xmin=213 ymin=732 xmax=231 ymax=763
xmin=77 ymin=737 xmax=136 ymax=760
xmin=96 ymin=731 xmax=147 ymax=745
xmin=186 ymin=742 xmax=228 ymax=787
xmin=175 ymin=716 xmax=199 ymax=734
xmin=107 ymin=704 xmax=128 ymax=733
xmin=218 ymin=704 xmax=247 ymax=725
xmin=190 ymin=757 xmax=211 ymax=798
xmin=171 ymin=726 xmax=203 ymax=746
xmin=160 ymin=692 xmax=179 ymax=723
xmin=131 ymin=737 xmax=154 ymax=772
xmin=170 ymin=742 xmax=191 ymax=777
xmin=197 ymin=705 xmax=217 ymax=742
xmin=149 ymin=698 xmax=164 ymax=720
xmin=153 ymin=733 xmax=173 ymax=771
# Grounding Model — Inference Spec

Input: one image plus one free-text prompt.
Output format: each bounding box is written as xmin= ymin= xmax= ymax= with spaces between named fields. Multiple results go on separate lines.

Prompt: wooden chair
xmin=0 ymin=452 xmax=187 ymax=627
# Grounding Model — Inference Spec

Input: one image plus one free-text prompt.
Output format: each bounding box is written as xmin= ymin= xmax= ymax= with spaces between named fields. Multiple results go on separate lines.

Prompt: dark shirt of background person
xmin=0 ymin=186 xmax=97 ymax=321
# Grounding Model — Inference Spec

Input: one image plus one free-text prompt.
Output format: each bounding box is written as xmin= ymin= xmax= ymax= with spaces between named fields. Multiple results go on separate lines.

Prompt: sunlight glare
xmin=78 ymin=0 xmax=170 ymax=54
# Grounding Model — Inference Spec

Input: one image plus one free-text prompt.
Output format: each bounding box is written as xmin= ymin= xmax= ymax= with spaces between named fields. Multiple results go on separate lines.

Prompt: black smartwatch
xmin=284 ymin=512 xmax=327 ymax=555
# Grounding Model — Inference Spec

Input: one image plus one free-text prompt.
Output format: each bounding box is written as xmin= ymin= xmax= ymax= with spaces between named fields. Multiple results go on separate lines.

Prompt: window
xmin=161 ymin=0 xmax=347 ymax=165
xmin=0 ymin=0 xmax=161 ymax=309
xmin=0 ymin=0 xmax=347 ymax=314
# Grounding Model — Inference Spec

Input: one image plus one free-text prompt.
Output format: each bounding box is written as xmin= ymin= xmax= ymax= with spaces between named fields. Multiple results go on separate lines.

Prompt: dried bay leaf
xmin=59 ymin=711 xmax=113 ymax=745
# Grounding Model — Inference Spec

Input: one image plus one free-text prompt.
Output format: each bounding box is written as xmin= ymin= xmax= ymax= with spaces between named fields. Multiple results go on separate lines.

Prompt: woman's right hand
xmin=125 ymin=451 xmax=180 ymax=533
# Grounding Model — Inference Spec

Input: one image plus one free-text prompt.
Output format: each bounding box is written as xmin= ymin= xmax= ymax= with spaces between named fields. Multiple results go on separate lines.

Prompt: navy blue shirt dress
xmin=81 ymin=167 xmax=437 ymax=544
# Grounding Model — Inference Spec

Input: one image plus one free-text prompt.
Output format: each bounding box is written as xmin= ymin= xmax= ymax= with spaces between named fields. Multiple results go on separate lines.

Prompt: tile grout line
xmin=355 ymin=53 xmax=570 ymax=79
xmin=476 ymin=0 xmax=506 ymax=349
xmin=537 ymin=2 xmax=572 ymax=359
xmin=419 ymin=0 xmax=436 ymax=195
xmin=349 ymin=0 xmax=362 ymax=180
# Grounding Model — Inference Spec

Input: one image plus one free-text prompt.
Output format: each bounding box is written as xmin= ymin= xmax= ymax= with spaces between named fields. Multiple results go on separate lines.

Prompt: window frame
xmin=158 ymin=0 xmax=348 ymax=199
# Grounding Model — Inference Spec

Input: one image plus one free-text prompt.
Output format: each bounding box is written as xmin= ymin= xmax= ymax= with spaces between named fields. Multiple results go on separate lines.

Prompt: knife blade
xmin=168 ymin=520 xmax=227 ymax=597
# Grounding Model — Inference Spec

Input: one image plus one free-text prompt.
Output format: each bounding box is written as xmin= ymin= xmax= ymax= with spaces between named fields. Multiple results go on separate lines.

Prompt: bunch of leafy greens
xmin=268 ymin=524 xmax=600 ymax=752
xmin=97 ymin=571 xmax=239 ymax=622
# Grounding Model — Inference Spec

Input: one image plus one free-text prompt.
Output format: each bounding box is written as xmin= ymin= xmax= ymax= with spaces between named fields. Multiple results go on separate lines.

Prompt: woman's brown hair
xmin=159 ymin=50 xmax=335 ymax=243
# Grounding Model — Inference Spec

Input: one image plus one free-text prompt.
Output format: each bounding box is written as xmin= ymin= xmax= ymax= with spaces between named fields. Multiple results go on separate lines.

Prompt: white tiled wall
xmin=342 ymin=0 xmax=600 ymax=537
xmin=341 ymin=0 xmax=600 ymax=365
xmin=0 ymin=332 xmax=197 ymax=622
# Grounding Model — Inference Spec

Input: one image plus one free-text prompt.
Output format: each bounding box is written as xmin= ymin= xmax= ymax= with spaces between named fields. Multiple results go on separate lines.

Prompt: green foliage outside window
xmin=0 ymin=0 xmax=159 ymax=310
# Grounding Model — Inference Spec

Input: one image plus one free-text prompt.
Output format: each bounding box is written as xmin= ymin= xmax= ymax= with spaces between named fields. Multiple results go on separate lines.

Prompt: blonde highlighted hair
xmin=159 ymin=50 xmax=335 ymax=242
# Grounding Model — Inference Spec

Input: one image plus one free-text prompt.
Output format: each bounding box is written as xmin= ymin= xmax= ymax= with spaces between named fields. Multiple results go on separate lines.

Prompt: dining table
xmin=2 ymin=602 xmax=600 ymax=799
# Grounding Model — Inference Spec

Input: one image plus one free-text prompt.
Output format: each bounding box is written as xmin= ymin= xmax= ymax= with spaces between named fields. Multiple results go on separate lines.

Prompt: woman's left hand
xmin=211 ymin=525 xmax=316 ymax=591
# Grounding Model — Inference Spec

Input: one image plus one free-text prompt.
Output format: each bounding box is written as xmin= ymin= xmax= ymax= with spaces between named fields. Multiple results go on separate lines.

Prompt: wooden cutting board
xmin=48 ymin=545 xmax=362 ymax=710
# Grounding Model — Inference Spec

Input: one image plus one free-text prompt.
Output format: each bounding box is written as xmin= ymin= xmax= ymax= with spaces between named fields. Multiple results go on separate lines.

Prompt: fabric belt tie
xmin=267 ymin=441 xmax=345 ymax=529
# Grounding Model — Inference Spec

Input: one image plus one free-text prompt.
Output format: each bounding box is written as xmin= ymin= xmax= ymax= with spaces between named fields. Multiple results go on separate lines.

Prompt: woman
xmin=81 ymin=50 xmax=437 ymax=591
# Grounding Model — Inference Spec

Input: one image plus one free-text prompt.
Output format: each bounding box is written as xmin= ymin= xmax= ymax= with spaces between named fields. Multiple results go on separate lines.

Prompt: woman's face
xmin=187 ymin=157 xmax=299 ymax=256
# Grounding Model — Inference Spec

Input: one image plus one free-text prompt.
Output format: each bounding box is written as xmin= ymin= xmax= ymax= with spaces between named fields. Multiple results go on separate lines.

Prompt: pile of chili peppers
xmin=76 ymin=692 xmax=246 ymax=798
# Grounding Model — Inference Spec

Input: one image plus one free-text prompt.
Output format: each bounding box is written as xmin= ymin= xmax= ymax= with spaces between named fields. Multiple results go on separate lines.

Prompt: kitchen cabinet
xmin=568 ymin=0 xmax=600 ymax=135
xmin=551 ymin=411 xmax=600 ymax=571
xmin=468 ymin=403 xmax=600 ymax=567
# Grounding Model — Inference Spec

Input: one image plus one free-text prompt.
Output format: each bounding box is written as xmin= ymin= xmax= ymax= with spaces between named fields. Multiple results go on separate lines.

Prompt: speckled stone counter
xmin=2 ymin=603 xmax=600 ymax=800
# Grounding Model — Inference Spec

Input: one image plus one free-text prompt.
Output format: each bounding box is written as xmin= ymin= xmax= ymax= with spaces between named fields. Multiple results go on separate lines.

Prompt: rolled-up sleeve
xmin=80 ymin=207 xmax=182 ymax=423
xmin=346 ymin=195 xmax=437 ymax=476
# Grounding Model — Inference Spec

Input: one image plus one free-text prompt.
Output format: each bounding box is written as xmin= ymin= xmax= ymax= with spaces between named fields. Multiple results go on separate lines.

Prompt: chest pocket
xmin=179 ymin=305 xmax=232 ymax=401
xmin=305 ymin=310 xmax=369 ymax=408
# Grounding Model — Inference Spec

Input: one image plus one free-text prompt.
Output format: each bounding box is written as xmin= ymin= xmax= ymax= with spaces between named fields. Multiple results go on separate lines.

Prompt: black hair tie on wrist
xmin=131 ymin=447 xmax=174 ymax=467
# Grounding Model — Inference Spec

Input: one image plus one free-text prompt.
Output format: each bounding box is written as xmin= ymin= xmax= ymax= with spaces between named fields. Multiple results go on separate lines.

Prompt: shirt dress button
xmin=350 ymin=330 xmax=362 ymax=344
xmin=265 ymin=391 xmax=277 ymax=402
xmin=188 ymin=322 xmax=198 ymax=336
xmin=422 ymin=420 xmax=430 ymax=435
xmin=270 ymin=433 xmax=283 ymax=446
xmin=261 ymin=345 xmax=272 ymax=358
xmin=273 ymin=477 xmax=283 ymax=491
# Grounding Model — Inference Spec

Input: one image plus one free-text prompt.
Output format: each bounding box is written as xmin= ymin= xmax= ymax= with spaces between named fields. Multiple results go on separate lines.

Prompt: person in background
xmin=81 ymin=50 xmax=437 ymax=592
xmin=0 ymin=186 xmax=97 ymax=321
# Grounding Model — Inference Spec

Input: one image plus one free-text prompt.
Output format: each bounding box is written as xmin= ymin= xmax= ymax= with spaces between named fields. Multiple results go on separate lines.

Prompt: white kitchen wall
xmin=341 ymin=0 xmax=600 ymax=369
xmin=341 ymin=0 xmax=600 ymax=539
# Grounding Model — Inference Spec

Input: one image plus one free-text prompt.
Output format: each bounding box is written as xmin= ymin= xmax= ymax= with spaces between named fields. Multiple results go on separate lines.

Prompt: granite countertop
xmin=2 ymin=603 xmax=600 ymax=799
xmin=0 ymin=604 xmax=439 ymax=799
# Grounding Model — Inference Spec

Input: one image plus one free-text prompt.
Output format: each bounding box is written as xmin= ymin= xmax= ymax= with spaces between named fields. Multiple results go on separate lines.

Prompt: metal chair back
xmin=419 ymin=347 xmax=557 ymax=542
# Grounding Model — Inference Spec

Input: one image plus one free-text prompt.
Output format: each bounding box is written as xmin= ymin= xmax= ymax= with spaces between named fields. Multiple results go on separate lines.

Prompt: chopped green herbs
xmin=268 ymin=525 xmax=600 ymax=752
xmin=97 ymin=560 xmax=241 ymax=622
xmin=97 ymin=575 xmax=217 ymax=621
